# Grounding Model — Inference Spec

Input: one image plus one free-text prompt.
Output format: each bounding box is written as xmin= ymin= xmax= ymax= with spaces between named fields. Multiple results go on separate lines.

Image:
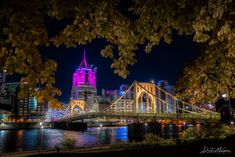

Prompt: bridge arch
xmin=66 ymin=100 xmax=86 ymax=115
xmin=134 ymin=82 xmax=156 ymax=113
xmin=137 ymin=91 xmax=154 ymax=113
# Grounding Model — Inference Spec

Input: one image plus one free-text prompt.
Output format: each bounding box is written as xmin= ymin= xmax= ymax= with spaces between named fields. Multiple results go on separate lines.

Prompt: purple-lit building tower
xmin=72 ymin=51 xmax=96 ymax=90
xmin=71 ymin=50 xmax=98 ymax=111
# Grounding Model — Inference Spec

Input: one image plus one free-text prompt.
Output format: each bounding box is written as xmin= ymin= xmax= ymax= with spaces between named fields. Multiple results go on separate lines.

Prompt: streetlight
xmin=220 ymin=93 xmax=234 ymax=124
xmin=222 ymin=93 xmax=231 ymax=105
xmin=40 ymin=125 xmax=44 ymax=152
xmin=183 ymin=122 xmax=186 ymax=130
xmin=222 ymin=93 xmax=229 ymax=98
xmin=230 ymin=121 xmax=234 ymax=134
xmin=39 ymin=122 xmax=43 ymax=152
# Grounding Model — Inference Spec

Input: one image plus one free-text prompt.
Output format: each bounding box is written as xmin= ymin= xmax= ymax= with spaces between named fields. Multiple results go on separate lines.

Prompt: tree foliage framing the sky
xmin=0 ymin=0 xmax=234 ymax=106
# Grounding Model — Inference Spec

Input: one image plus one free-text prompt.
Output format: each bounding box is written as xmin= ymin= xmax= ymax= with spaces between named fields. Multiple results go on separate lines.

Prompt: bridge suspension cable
xmin=108 ymin=83 xmax=134 ymax=111
xmin=135 ymin=82 xmax=218 ymax=115
xmin=154 ymin=84 xmax=218 ymax=114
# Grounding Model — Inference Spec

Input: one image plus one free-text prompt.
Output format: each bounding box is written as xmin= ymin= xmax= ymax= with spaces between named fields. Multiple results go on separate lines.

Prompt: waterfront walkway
xmin=0 ymin=145 xmax=111 ymax=157
xmin=2 ymin=137 xmax=235 ymax=157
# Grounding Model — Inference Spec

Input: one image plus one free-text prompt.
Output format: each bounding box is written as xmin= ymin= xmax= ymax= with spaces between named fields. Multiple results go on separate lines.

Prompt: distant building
xmin=100 ymin=84 xmax=133 ymax=112
xmin=18 ymin=97 xmax=37 ymax=117
xmin=71 ymin=50 xmax=99 ymax=112
xmin=101 ymin=89 xmax=119 ymax=102
xmin=4 ymin=82 xmax=20 ymax=120
xmin=156 ymin=80 xmax=175 ymax=95
xmin=101 ymin=84 xmax=131 ymax=102
xmin=0 ymin=70 xmax=6 ymax=95
xmin=98 ymin=100 xmax=111 ymax=112
xmin=4 ymin=82 xmax=20 ymax=105
xmin=0 ymin=79 xmax=47 ymax=121
xmin=16 ymin=97 xmax=46 ymax=121
xmin=156 ymin=80 xmax=175 ymax=113
xmin=0 ymin=71 xmax=14 ymax=122
xmin=0 ymin=70 xmax=7 ymax=105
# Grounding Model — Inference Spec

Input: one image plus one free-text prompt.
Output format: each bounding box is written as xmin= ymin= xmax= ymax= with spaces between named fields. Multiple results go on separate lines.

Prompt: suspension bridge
xmin=58 ymin=81 xmax=220 ymax=123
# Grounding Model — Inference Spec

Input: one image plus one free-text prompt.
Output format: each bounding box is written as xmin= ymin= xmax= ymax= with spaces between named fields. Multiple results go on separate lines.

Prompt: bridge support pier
xmin=53 ymin=121 xmax=87 ymax=131
xmin=128 ymin=122 xmax=162 ymax=140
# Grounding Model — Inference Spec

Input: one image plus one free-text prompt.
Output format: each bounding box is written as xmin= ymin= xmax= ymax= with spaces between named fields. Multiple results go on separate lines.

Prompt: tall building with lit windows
xmin=17 ymin=97 xmax=47 ymax=121
xmin=18 ymin=97 xmax=37 ymax=116
xmin=0 ymin=70 xmax=6 ymax=95
xmin=71 ymin=50 xmax=98 ymax=111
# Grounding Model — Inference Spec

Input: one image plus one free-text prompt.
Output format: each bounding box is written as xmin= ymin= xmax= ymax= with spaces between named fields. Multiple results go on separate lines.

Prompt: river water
xmin=0 ymin=124 xmax=193 ymax=153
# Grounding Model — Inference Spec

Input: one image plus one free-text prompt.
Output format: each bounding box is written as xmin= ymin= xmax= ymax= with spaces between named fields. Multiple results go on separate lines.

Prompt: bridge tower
xmin=133 ymin=81 xmax=156 ymax=113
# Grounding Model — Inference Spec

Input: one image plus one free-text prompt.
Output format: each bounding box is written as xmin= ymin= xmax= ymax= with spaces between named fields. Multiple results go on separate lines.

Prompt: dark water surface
xmin=0 ymin=125 xmax=193 ymax=153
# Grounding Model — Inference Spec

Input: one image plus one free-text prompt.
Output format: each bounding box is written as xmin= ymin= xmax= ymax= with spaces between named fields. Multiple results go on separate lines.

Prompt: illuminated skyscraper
xmin=72 ymin=50 xmax=96 ymax=90
xmin=71 ymin=50 xmax=98 ymax=111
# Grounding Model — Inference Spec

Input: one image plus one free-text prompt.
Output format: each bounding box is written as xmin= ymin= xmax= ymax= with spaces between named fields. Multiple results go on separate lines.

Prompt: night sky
xmin=38 ymin=35 xmax=200 ymax=103
xmin=5 ymin=1 xmax=201 ymax=103
xmin=7 ymin=36 xmax=200 ymax=103
xmin=7 ymin=35 xmax=200 ymax=103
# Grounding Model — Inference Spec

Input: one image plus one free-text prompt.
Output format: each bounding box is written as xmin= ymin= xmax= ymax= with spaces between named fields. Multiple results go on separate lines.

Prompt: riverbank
xmin=2 ymin=135 xmax=235 ymax=157
xmin=0 ymin=122 xmax=52 ymax=130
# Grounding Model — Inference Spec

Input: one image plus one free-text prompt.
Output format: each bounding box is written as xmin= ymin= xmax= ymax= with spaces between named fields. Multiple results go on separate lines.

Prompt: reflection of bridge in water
xmin=61 ymin=81 xmax=220 ymax=123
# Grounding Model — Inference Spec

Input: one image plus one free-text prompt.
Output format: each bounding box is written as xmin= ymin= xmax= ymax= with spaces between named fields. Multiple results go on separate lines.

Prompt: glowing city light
xmin=119 ymin=91 xmax=125 ymax=96
xmin=46 ymin=108 xmax=65 ymax=121
xmin=222 ymin=93 xmax=229 ymax=98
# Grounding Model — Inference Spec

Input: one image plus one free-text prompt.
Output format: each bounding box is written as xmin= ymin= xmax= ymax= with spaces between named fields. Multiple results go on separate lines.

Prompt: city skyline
xmin=23 ymin=35 xmax=198 ymax=103
xmin=6 ymin=37 xmax=198 ymax=103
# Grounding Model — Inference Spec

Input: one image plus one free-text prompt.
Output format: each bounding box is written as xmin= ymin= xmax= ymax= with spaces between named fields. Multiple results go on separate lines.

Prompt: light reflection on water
xmin=0 ymin=125 xmax=192 ymax=153
xmin=0 ymin=126 xmax=129 ymax=153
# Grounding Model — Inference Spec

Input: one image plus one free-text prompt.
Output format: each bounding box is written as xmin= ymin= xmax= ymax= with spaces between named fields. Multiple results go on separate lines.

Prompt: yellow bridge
xmin=62 ymin=81 xmax=220 ymax=122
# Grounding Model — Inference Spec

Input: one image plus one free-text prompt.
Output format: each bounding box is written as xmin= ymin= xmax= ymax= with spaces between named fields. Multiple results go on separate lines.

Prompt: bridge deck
xmin=58 ymin=112 xmax=220 ymax=122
